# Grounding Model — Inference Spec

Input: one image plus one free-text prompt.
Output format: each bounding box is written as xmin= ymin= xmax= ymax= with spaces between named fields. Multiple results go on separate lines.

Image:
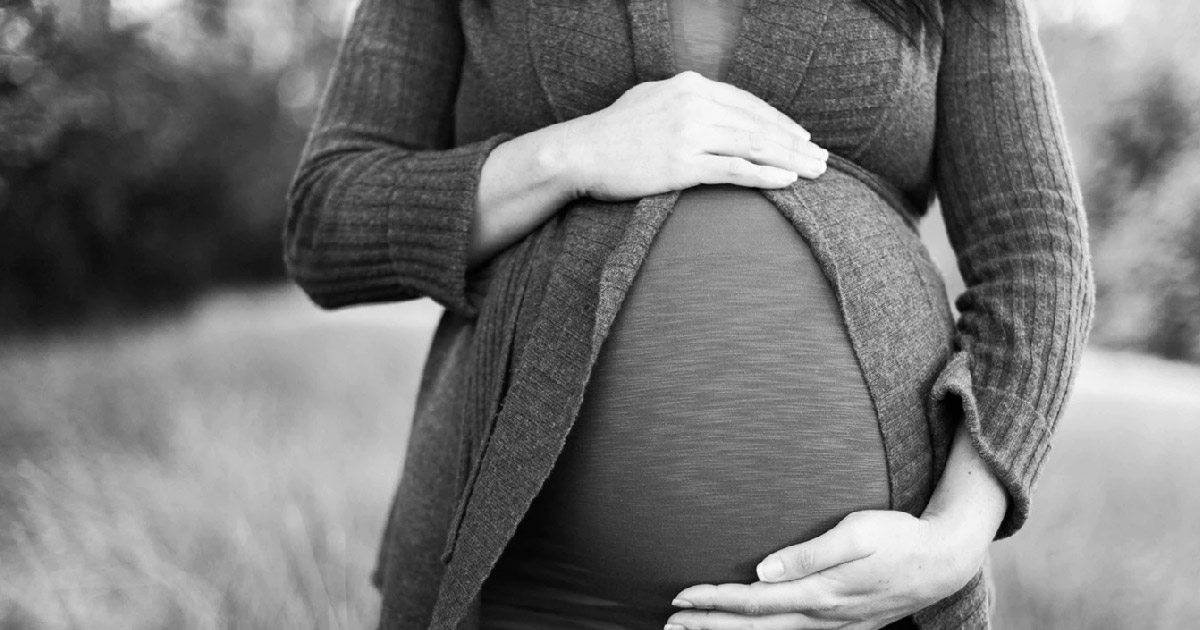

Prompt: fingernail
xmin=758 ymin=557 xmax=785 ymax=581
xmin=665 ymin=624 xmax=687 ymax=630
xmin=819 ymin=147 xmax=830 ymax=161
xmin=672 ymin=598 xmax=694 ymax=608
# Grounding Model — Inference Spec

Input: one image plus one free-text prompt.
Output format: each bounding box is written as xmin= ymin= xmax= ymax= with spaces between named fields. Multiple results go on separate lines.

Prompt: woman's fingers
xmin=578 ymin=70 xmax=825 ymax=198
xmin=666 ymin=512 xmax=946 ymax=629
xmin=685 ymin=101 xmax=828 ymax=186
xmin=699 ymin=125 xmax=828 ymax=177
xmin=672 ymin=579 xmax=839 ymax=616
xmin=694 ymin=155 xmax=799 ymax=188
xmin=664 ymin=610 xmax=845 ymax=630
xmin=757 ymin=515 xmax=879 ymax=583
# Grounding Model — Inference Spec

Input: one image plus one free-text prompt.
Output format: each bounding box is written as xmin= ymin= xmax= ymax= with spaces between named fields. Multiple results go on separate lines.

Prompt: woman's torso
xmin=480 ymin=2 xmax=895 ymax=627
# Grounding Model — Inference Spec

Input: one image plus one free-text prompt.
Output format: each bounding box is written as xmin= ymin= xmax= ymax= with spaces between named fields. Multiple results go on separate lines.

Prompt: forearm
xmin=932 ymin=0 xmax=1094 ymax=538
xmin=920 ymin=422 xmax=1008 ymax=554
xmin=469 ymin=122 xmax=581 ymax=269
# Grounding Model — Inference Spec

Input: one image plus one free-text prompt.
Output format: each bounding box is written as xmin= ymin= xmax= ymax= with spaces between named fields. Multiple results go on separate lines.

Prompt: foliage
xmin=0 ymin=1 xmax=313 ymax=333
xmin=1083 ymin=67 xmax=1200 ymax=361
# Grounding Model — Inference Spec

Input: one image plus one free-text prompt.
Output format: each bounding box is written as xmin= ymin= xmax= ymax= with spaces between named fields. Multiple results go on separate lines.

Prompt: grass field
xmin=1 ymin=287 xmax=1197 ymax=629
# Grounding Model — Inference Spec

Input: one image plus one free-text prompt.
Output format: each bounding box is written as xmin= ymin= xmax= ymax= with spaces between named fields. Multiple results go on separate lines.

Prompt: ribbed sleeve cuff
xmin=929 ymin=351 xmax=1054 ymax=540
xmin=285 ymin=133 xmax=517 ymax=314
xmin=384 ymin=132 xmax=516 ymax=317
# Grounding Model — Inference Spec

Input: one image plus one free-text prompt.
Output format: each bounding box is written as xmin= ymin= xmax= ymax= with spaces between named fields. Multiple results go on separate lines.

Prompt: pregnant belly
xmin=482 ymin=184 xmax=891 ymax=630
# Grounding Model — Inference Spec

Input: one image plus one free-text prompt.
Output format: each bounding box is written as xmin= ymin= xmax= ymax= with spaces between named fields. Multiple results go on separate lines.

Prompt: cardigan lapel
xmin=427 ymin=203 xmax=634 ymax=630
xmin=525 ymin=0 xmax=638 ymax=123
xmin=627 ymin=0 xmax=838 ymax=108
xmin=529 ymin=0 xmax=837 ymax=119
xmin=626 ymin=0 xmax=673 ymax=82
xmin=724 ymin=0 xmax=835 ymax=109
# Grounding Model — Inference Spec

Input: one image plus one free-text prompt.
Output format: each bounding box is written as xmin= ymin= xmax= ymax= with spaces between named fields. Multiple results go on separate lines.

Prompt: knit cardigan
xmin=283 ymin=0 xmax=1096 ymax=628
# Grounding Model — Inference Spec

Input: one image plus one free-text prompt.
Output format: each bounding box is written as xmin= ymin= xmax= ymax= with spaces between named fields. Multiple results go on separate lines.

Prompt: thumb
xmin=756 ymin=513 xmax=877 ymax=583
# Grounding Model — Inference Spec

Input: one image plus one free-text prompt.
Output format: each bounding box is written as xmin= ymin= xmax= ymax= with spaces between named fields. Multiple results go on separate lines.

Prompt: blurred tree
xmin=192 ymin=0 xmax=229 ymax=36
xmin=45 ymin=0 xmax=110 ymax=41
xmin=1085 ymin=70 xmax=1197 ymax=238
xmin=80 ymin=0 xmax=110 ymax=34
xmin=0 ymin=0 xmax=319 ymax=333
xmin=1086 ymin=66 xmax=1200 ymax=362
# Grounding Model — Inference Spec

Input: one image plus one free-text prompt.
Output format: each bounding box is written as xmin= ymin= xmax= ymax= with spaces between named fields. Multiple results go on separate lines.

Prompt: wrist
xmin=920 ymin=508 xmax=991 ymax=556
xmin=917 ymin=425 xmax=1008 ymax=576
xmin=915 ymin=510 xmax=990 ymax=599
xmin=536 ymin=118 xmax=592 ymax=202
xmin=469 ymin=125 xmax=585 ymax=268
xmin=920 ymin=486 xmax=1005 ymax=560
xmin=925 ymin=427 xmax=1007 ymax=531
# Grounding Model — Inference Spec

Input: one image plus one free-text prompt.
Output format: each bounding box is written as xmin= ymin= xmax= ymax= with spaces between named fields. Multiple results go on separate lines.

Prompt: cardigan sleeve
xmin=284 ymin=0 xmax=515 ymax=316
xmin=930 ymin=0 xmax=1096 ymax=539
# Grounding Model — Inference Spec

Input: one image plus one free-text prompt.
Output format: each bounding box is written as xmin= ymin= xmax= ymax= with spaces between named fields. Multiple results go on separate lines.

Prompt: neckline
xmin=661 ymin=0 xmax=752 ymax=82
xmin=627 ymin=0 xmax=760 ymax=87
xmin=627 ymin=0 xmax=837 ymax=120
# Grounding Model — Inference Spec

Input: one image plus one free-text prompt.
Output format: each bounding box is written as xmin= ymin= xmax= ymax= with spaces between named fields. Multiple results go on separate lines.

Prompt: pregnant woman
xmin=284 ymin=0 xmax=1095 ymax=628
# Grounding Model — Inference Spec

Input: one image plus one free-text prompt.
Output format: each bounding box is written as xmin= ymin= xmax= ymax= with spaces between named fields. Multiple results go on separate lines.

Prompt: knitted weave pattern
xmin=283 ymin=0 xmax=1096 ymax=628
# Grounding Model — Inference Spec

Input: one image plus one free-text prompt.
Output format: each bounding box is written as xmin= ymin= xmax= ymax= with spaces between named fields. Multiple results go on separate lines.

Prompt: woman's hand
xmin=558 ymin=70 xmax=829 ymax=202
xmin=470 ymin=70 xmax=824 ymax=266
xmin=665 ymin=425 xmax=1007 ymax=630
xmin=664 ymin=509 xmax=988 ymax=630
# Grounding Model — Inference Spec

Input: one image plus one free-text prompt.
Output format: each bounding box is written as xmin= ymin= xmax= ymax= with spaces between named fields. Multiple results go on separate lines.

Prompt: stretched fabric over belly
xmin=480 ymin=1 xmax=894 ymax=627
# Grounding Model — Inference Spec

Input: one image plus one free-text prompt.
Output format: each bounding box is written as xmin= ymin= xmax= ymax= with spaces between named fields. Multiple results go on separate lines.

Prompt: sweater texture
xmin=283 ymin=0 xmax=1096 ymax=628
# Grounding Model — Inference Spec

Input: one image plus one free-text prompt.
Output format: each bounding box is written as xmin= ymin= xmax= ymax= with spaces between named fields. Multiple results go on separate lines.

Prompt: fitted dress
xmin=480 ymin=0 xmax=895 ymax=627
